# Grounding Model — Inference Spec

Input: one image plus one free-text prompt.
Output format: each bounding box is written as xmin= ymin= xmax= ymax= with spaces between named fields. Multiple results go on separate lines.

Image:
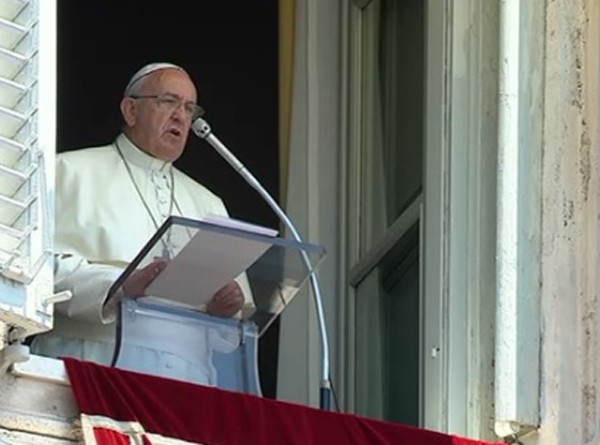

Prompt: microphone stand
xmin=192 ymin=117 xmax=332 ymax=410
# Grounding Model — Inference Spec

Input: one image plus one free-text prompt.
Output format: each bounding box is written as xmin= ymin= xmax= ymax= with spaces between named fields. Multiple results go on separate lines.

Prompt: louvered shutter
xmin=0 ymin=0 xmax=56 ymax=339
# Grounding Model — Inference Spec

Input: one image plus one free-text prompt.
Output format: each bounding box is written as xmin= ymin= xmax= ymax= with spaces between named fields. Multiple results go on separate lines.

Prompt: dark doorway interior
xmin=56 ymin=1 xmax=280 ymax=398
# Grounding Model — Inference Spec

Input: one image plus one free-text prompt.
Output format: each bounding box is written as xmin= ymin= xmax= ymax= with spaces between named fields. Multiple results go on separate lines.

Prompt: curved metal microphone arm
xmin=192 ymin=117 xmax=332 ymax=410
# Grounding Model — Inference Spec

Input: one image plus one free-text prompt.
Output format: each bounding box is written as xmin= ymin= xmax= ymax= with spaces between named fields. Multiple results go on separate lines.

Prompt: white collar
xmin=115 ymin=133 xmax=171 ymax=173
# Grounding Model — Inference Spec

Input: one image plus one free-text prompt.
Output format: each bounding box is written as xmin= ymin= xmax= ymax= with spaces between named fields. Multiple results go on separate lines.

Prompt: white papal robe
xmin=31 ymin=133 xmax=253 ymax=384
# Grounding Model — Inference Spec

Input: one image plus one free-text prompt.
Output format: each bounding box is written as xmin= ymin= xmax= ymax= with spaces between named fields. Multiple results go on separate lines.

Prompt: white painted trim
xmin=342 ymin=1 xmax=367 ymax=413
xmin=348 ymin=196 xmax=422 ymax=287
xmin=422 ymin=0 xmax=450 ymax=432
xmin=336 ymin=0 xmax=351 ymax=411
xmin=11 ymin=354 xmax=69 ymax=385
xmin=495 ymin=0 xmax=540 ymax=435
xmin=495 ymin=0 xmax=521 ymax=425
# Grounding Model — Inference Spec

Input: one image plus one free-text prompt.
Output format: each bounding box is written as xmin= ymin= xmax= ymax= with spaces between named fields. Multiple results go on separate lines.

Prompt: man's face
xmin=122 ymin=69 xmax=198 ymax=162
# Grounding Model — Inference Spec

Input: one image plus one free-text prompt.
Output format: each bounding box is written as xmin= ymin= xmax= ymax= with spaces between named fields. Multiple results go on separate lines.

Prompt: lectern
xmin=105 ymin=215 xmax=325 ymax=395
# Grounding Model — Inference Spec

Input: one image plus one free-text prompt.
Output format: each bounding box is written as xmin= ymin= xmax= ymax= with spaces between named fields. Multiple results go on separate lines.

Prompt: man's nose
xmin=172 ymin=102 xmax=188 ymax=120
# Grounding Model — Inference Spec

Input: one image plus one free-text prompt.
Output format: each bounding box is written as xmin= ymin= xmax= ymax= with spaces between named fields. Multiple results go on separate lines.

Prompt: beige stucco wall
xmin=531 ymin=0 xmax=600 ymax=444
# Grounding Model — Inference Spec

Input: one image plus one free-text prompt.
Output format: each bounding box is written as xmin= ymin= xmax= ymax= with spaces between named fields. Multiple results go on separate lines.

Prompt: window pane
xmin=379 ymin=0 xmax=424 ymax=223
xmin=354 ymin=224 xmax=420 ymax=425
xmin=352 ymin=0 xmax=425 ymax=426
xmin=360 ymin=0 xmax=424 ymax=251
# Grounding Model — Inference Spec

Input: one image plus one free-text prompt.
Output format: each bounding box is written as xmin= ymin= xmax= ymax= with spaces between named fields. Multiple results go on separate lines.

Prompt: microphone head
xmin=192 ymin=117 xmax=211 ymax=139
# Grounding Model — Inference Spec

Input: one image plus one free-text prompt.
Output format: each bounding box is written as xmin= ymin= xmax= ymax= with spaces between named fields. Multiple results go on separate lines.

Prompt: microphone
xmin=192 ymin=116 xmax=332 ymax=410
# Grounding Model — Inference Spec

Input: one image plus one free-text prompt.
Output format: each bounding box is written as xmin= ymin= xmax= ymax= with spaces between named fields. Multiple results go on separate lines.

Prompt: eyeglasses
xmin=129 ymin=94 xmax=204 ymax=120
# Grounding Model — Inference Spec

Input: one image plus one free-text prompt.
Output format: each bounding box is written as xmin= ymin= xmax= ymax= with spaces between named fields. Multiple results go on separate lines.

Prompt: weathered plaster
xmin=539 ymin=1 xmax=599 ymax=444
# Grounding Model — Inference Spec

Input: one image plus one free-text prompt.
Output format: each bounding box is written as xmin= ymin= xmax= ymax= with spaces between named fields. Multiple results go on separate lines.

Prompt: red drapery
xmin=63 ymin=357 xmax=503 ymax=445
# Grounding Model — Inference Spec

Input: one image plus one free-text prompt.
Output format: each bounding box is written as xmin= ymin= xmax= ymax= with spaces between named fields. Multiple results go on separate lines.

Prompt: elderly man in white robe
xmin=31 ymin=63 xmax=254 ymax=385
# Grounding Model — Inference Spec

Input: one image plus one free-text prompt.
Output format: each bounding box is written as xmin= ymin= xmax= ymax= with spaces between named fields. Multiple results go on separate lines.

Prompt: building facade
xmin=0 ymin=1 xmax=599 ymax=444
xmin=277 ymin=1 xmax=600 ymax=444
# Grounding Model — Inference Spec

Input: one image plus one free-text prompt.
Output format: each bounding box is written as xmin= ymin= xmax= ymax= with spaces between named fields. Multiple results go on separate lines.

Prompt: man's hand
xmin=122 ymin=259 xmax=168 ymax=297
xmin=206 ymin=281 xmax=244 ymax=318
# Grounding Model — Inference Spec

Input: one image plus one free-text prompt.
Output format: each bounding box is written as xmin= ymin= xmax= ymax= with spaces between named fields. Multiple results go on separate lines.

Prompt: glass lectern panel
xmin=106 ymin=215 xmax=325 ymax=392
xmin=115 ymin=297 xmax=261 ymax=394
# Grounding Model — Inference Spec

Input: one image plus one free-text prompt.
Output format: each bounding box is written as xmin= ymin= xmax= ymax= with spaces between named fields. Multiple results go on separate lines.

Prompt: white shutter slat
xmin=0 ymin=0 xmax=30 ymax=23
xmin=0 ymin=0 xmax=54 ymax=338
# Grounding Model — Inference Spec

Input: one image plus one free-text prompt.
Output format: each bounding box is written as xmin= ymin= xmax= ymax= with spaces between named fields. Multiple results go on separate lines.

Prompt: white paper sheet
xmin=145 ymin=225 xmax=272 ymax=306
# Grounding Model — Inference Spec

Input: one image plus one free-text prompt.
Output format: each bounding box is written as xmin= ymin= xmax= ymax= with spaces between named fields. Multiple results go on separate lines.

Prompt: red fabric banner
xmin=93 ymin=428 xmax=153 ymax=445
xmin=63 ymin=357 xmax=502 ymax=445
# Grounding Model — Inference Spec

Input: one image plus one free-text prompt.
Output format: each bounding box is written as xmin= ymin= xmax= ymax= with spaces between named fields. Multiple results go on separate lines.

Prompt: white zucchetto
xmin=123 ymin=62 xmax=184 ymax=96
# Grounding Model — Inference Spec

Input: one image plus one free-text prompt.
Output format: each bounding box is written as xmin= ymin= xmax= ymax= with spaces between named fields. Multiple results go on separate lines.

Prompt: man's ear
xmin=120 ymin=97 xmax=137 ymax=126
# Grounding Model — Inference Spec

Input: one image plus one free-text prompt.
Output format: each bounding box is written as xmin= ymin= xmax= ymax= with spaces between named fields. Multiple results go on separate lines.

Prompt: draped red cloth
xmin=63 ymin=357 xmax=502 ymax=445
